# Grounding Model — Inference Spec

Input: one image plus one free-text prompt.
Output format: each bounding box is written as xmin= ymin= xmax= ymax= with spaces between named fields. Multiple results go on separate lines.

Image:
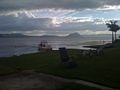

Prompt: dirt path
xmin=40 ymin=73 xmax=117 ymax=90
xmin=41 ymin=73 xmax=118 ymax=90
xmin=0 ymin=70 xmax=117 ymax=90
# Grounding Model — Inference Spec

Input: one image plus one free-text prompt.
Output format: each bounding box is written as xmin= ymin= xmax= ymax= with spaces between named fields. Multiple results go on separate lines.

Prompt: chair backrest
xmin=96 ymin=46 xmax=104 ymax=55
xmin=59 ymin=47 xmax=69 ymax=62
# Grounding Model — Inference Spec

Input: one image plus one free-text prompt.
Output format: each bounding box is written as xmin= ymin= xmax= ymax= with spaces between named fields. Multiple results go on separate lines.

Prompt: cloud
xmin=0 ymin=14 xmax=53 ymax=31
xmin=0 ymin=0 xmax=120 ymax=12
xmin=0 ymin=13 xmax=107 ymax=35
xmin=0 ymin=1 xmax=120 ymax=36
xmin=0 ymin=10 xmax=120 ymax=35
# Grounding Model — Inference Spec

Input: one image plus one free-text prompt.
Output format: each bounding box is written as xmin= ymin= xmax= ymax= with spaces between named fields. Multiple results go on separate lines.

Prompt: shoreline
xmin=83 ymin=44 xmax=104 ymax=49
xmin=0 ymin=41 xmax=112 ymax=58
xmin=83 ymin=42 xmax=113 ymax=49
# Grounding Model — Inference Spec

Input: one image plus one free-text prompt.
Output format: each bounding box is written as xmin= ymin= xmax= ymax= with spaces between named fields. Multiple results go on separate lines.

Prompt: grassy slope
xmin=0 ymin=41 xmax=120 ymax=88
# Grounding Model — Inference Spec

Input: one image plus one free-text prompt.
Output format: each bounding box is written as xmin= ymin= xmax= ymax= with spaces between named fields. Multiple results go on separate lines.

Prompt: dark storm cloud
xmin=0 ymin=0 xmax=120 ymax=11
xmin=0 ymin=13 xmax=106 ymax=34
xmin=0 ymin=15 xmax=53 ymax=31
xmin=105 ymin=0 xmax=120 ymax=5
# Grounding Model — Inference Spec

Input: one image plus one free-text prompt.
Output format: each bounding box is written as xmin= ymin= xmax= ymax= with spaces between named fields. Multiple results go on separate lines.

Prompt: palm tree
xmin=113 ymin=23 xmax=120 ymax=40
xmin=106 ymin=21 xmax=115 ymax=43
xmin=106 ymin=20 xmax=120 ymax=43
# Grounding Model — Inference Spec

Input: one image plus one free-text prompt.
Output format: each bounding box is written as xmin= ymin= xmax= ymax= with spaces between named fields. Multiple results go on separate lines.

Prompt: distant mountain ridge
xmin=0 ymin=33 xmax=28 ymax=37
xmin=0 ymin=33 xmax=83 ymax=38
xmin=66 ymin=32 xmax=82 ymax=38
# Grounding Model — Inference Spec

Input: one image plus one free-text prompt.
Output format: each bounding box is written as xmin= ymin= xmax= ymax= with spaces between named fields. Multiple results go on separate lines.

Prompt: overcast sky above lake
xmin=0 ymin=0 xmax=120 ymax=36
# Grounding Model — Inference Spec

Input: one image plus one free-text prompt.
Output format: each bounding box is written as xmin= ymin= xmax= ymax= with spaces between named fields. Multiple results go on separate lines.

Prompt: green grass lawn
xmin=0 ymin=41 xmax=120 ymax=89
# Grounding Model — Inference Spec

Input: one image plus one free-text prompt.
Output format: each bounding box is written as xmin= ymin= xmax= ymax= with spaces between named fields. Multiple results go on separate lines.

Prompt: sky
xmin=0 ymin=0 xmax=120 ymax=36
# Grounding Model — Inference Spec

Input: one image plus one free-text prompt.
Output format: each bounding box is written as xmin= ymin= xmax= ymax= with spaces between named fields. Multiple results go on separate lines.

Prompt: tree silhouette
xmin=106 ymin=20 xmax=120 ymax=43
xmin=113 ymin=22 xmax=120 ymax=40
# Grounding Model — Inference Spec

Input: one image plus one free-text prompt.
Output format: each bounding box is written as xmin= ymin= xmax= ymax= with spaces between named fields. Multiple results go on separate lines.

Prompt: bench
xmin=59 ymin=47 xmax=77 ymax=68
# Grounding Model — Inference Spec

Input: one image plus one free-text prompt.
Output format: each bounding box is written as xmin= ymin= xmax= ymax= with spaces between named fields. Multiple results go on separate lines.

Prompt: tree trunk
xmin=112 ymin=31 xmax=114 ymax=43
xmin=115 ymin=32 xmax=116 ymax=41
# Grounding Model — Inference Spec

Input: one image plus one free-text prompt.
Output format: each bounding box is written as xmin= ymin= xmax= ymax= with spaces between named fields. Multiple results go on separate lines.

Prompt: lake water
xmin=0 ymin=36 xmax=111 ymax=57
